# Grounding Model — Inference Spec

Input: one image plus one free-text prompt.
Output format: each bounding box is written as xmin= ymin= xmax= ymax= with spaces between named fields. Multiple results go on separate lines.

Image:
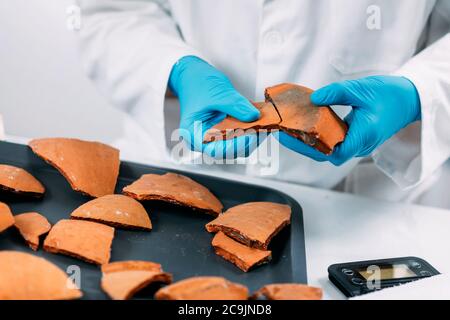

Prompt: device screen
xmin=358 ymin=264 xmax=417 ymax=280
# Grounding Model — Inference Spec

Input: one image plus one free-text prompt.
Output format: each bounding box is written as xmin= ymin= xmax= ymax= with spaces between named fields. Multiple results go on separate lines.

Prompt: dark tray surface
xmin=0 ymin=141 xmax=306 ymax=299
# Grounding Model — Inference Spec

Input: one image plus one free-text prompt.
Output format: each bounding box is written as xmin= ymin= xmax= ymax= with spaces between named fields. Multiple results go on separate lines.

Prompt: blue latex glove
xmin=276 ymin=76 xmax=421 ymax=166
xmin=169 ymin=56 xmax=261 ymax=159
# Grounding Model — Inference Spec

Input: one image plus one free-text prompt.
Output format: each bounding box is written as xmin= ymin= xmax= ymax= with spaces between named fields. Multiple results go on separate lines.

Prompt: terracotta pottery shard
xmin=123 ymin=172 xmax=223 ymax=216
xmin=0 ymin=164 xmax=45 ymax=197
xmin=43 ymin=219 xmax=114 ymax=265
xmin=14 ymin=212 xmax=52 ymax=251
xmin=71 ymin=194 xmax=152 ymax=231
xmin=206 ymin=202 xmax=291 ymax=250
xmin=101 ymin=261 xmax=173 ymax=300
xmin=251 ymin=283 xmax=323 ymax=300
xmin=0 ymin=251 xmax=82 ymax=300
xmin=203 ymin=102 xmax=281 ymax=143
xmin=154 ymin=276 xmax=248 ymax=300
xmin=212 ymin=232 xmax=272 ymax=272
xmin=265 ymin=83 xmax=348 ymax=155
xmin=28 ymin=138 xmax=120 ymax=198
xmin=102 ymin=260 xmax=163 ymax=273
xmin=202 ymin=84 xmax=347 ymax=155
xmin=0 ymin=202 xmax=14 ymax=233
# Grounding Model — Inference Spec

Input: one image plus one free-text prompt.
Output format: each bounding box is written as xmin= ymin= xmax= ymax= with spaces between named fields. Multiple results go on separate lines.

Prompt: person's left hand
xmin=275 ymin=75 xmax=422 ymax=166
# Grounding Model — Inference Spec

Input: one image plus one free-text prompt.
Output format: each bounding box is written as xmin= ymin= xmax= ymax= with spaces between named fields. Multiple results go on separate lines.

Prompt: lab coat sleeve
xmin=76 ymin=0 xmax=203 ymax=114
xmin=373 ymin=1 xmax=450 ymax=189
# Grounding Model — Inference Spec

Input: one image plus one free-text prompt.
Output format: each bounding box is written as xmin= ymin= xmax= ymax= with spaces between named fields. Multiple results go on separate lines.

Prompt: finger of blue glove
xmin=203 ymin=134 xmax=260 ymax=160
xmin=310 ymin=82 xmax=357 ymax=107
xmin=274 ymin=131 xmax=329 ymax=162
xmin=180 ymin=112 xmax=226 ymax=152
xmin=171 ymin=56 xmax=261 ymax=123
xmin=308 ymin=81 xmax=366 ymax=165
xmin=327 ymin=110 xmax=373 ymax=165
xmin=211 ymin=99 xmax=261 ymax=123
xmin=311 ymin=79 xmax=376 ymax=109
xmin=275 ymin=128 xmax=358 ymax=166
xmin=299 ymin=75 xmax=421 ymax=166
xmin=181 ymin=112 xmax=261 ymax=159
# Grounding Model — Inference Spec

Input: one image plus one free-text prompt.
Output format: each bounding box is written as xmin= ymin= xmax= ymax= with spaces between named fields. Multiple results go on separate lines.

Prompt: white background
xmin=0 ymin=0 xmax=123 ymax=143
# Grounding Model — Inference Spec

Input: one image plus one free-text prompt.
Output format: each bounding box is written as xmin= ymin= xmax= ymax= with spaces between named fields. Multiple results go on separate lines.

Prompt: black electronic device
xmin=328 ymin=257 xmax=440 ymax=297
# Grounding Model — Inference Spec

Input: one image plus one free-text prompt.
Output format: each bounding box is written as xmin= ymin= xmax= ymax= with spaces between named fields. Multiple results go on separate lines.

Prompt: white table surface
xmin=5 ymin=135 xmax=450 ymax=300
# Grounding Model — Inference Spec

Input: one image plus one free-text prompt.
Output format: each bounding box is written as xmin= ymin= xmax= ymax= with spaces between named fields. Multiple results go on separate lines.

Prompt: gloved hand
xmin=276 ymin=76 xmax=421 ymax=166
xmin=169 ymin=56 xmax=261 ymax=159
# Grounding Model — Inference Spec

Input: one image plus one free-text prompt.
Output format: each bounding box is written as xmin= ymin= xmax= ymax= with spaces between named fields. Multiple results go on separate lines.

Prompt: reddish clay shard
xmin=71 ymin=194 xmax=152 ymax=231
xmin=206 ymin=202 xmax=291 ymax=250
xmin=0 ymin=164 xmax=45 ymax=197
xmin=29 ymin=138 xmax=120 ymax=198
xmin=251 ymin=283 xmax=323 ymax=300
xmin=0 ymin=202 xmax=14 ymax=233
xmin=203 ymin=84 xmax=348 ymax=155
xmin=204 ymin=102 xmax=281 ymax=142
xmin=265 ymin=83 xmax=347 ymax=155
xmin=123 ymin=172 xmax=223 ymax=216
xmin=44 ymin=219 xmax=114 ymax=265
xmin=212 ymin=231 xmax=272 ymax=272
xmin=14 ymin=212 xmax=51 ymax=251
xmin=101 ymin=261 xmax=172 ymax=300
xmin=0 ymin=251 xmax=82 ymax=300
xmin=155 ymin=276 xmax=248 ymax=300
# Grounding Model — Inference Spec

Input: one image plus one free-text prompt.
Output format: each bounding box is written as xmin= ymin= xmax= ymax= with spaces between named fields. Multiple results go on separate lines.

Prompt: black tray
xmin=0 ymin=141 xmax=307 ymax=300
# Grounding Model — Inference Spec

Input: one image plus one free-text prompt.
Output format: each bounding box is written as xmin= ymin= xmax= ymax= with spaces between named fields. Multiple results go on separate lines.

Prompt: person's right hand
xmin=275 ymin=76 xmax=421 ymax=166
xmin=169 ymin=56 xmax=261 ymax=159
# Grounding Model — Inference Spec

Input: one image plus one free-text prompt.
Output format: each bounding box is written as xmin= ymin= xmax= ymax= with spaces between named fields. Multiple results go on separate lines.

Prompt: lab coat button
xmin=263 ymin=31 xmax=284 ymax=47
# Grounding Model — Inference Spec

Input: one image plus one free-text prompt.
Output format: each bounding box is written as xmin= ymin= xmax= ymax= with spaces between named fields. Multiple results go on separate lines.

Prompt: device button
xmin=411 ymin=261 xmax=422 ymax=268
xmin=351 ymin=278 xmax=365 ymax=286
xmin=342 ymin=268 xmax=354 ymax=276
xmin=420 ymin=270 xmax=432 ymax=277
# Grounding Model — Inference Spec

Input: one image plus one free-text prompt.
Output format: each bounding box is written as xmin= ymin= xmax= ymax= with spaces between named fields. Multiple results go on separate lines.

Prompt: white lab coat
xmin=77 ymin=0 xmax=450 ymax=208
